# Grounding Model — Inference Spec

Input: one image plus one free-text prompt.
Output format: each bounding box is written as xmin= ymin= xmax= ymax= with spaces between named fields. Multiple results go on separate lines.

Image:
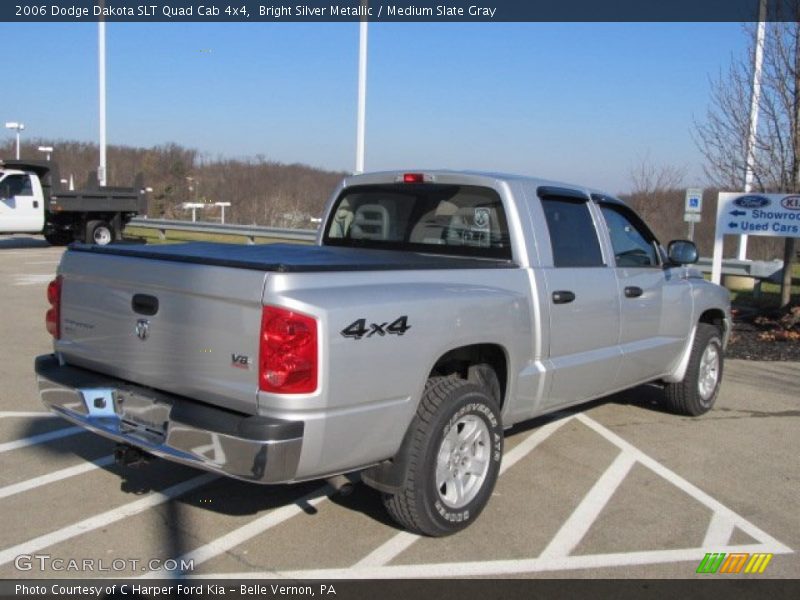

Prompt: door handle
xmin=552 ymin=290 xmax=576 ymax=304
xmin=624 ymin=286 xmax=643 ymax=298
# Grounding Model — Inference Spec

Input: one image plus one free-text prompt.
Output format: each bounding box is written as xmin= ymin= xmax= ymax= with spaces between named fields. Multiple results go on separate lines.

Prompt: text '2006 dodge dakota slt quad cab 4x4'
xmin=35 ymin=170 xmax=731 ymax=536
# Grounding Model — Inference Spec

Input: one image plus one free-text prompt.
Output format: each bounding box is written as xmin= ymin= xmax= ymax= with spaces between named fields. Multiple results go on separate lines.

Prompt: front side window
xmin=323 ymin=184 xmax=511 ymax=259
xmin=600 ymin=205 xmax=660 ymax=268
xmin=0 ymin=174 xmax=32 ymax=198
xmin=540 ymin=197 xmax=604 ymax=268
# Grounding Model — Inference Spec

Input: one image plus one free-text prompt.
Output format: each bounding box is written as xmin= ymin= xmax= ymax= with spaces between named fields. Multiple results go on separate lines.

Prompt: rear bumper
xmin=34 ymin=354 xmax=303 ymax=484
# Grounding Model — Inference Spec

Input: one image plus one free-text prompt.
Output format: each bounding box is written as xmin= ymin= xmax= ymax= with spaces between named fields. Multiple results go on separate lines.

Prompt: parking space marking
xmin=141 ymin=484 xmax=333 ymax=578
xmin=703 ymin=512 xmax=737 ymax=547
xmin=539 ymin=451 xmax=636 ymax=559
xmin=0 ymin=456 xmax=114 ymax=500
xmin=13 ymin=274 xmax=54 ymax=286
xmin=0 ymin=412 xmax=56 ymax=419
xmin=0 ymin=426 xmax=83 ymax=453
xmin=212 ymin=542 xmax=787 ymax=579
xmin=194 ymin=413 xmax=791 ymax=579
xmin=575 ymin=414 xmax=792 ymax=553
xmin=354 ymin=415 xmax=574 ymax=568
xmin=0 ymin=473 xmax=217 ymax=568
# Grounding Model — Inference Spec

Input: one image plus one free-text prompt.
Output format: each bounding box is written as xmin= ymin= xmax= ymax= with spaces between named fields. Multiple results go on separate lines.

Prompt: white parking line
xmin=354 ymin=415 xmax=574 ymax=568
xmin=539 ymin=451 xmax=636 ymax=558
xmin=13 ymin=274 xmax=54 ymax=286
xmin=0 ymin=412 xmax=56 ymax=419
xmin=574 ymin=414 xmax=792 ymax=552
xmin=0 ymin=426 xmax=83 ymax=453
xmin=0 ymin=473 xmax=217 ymax=568
xmin=197 ymin=412 xmax=793 ymax=579
xmin=140 ymin=484 xmax=333 ymax=578
xmin=0 ymin=456 xmax=114 ymax=500
xmin=703 ymin=512 xmax=736 ymax=547
xmin=207 ymin=543 xmax=785 ymax=579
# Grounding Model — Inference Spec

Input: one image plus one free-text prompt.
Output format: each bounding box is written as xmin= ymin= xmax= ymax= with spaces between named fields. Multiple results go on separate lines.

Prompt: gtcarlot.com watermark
xmin=14 ymin=553 xmax=194 ymax=573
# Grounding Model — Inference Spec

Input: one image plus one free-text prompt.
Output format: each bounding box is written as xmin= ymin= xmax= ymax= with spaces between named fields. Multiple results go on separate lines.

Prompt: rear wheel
xmin=383 ymin=376 xmax=503 ymax=536
xmin=87 ymin=220 xmax=115 ymax=245
xmin=664 ymin=323 xmax=723 ymax=416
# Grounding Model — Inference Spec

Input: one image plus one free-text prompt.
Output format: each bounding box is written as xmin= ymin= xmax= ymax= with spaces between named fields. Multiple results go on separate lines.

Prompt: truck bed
xmin=50 ymin=189 xmax=145 ymax=213
xmin=69 ymin=242 xmax=517 ymax=272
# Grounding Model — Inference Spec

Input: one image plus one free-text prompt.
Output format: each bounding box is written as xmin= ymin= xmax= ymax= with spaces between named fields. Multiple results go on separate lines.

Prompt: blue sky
xmin=1 ymin=21 xmax=747 ymax=192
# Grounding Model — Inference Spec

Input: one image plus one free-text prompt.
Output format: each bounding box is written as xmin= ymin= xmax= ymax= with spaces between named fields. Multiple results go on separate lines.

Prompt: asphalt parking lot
xmin=0 ymin=235 xmax=797 ymax=580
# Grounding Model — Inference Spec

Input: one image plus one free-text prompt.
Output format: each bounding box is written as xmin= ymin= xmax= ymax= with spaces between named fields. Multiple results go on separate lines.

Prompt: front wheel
xmin=43 ymin=231 xmax=73 ymax=246
xmin=383 ymin=377 xmax=503 ymax=536
xmin=664 ymin=323 xmax=724 ymax=416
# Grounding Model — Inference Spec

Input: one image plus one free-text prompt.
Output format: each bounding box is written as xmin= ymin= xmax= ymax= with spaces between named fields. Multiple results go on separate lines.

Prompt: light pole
xmin=355 ymin=4 xmax=368 ymax=173
xmin=37 ymin=146 xmax=53 ymax=161
xmin=5 ymin=122 xmax=25 ymax=159
xmin=98 ymin=19 xmax=107 ymax=186
xmin=214 ymin=202 xmax=231 ymax=224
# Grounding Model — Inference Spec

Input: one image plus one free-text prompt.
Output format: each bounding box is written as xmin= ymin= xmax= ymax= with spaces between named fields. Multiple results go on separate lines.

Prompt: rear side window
xmin=323 ymin=184 xmax=511 ymax=259
xmin=540 ymin=197 xmax=604 ymax=268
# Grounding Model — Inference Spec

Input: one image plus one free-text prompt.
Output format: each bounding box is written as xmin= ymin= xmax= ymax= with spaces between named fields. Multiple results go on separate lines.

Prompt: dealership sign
xmin=717 ymin=192 xmax=800 ymax=238
xmin=711 ymin=191 xmax=799 ymax=284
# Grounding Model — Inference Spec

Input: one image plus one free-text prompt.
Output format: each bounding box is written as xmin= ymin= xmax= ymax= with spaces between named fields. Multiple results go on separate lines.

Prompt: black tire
xmin=383 ymin=376 xmax=503 ymax=536
xmin=87 ymin=220 xmax=115 ymax=245
xmin=664 ymin=323 xmax=724 ymax=416
xmin=43 ymin=231 xmax=72 ymax=246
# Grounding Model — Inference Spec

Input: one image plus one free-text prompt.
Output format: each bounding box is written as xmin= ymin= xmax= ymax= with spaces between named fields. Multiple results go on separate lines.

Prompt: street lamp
xmin=5 ymin=122 xmax=25 ymax=159
xmin=37 ymin=146 xmax=53 ymax=161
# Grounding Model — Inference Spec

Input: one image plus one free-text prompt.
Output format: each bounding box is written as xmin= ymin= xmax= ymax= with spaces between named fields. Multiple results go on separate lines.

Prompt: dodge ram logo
xmin=135 ymin=319 xmax=150 ymax=341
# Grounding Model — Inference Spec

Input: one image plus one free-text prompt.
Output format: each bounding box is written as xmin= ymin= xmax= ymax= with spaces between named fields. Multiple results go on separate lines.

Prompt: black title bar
xmin=2 ymin=0 xmax=800 ymax=22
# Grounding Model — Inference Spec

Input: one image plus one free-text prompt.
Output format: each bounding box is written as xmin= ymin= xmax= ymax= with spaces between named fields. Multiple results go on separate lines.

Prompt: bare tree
xmin=694 ymin=13 xmax=799 ymax=307
xmin=629 ymin=153 xmax=687 ymax=196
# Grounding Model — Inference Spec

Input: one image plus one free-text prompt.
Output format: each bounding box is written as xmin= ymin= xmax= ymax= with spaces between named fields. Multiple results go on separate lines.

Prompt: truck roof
xmin=0 ymin=159 xmax=52 ymax=179
xmin=340 ymin=169 xmax=626 ymax=205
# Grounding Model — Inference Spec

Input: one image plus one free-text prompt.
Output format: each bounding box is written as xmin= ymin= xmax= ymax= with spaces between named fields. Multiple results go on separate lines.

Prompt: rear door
xmin=535 ymin=191 xmax=621 ymax=408
xmin=596 ymin=201 xmax=693 ymax=386
xmin=0 ymin=173 xmax=44 ymax=233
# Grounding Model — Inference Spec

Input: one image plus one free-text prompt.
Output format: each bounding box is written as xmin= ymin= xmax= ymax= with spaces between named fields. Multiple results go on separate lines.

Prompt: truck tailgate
xmin=55 ymin=249 xmax=266 ymax=415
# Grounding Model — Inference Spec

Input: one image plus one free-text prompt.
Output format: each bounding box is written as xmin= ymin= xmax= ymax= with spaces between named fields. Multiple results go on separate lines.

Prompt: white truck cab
xmin=0 ymin=167 xmax=46 ymax=233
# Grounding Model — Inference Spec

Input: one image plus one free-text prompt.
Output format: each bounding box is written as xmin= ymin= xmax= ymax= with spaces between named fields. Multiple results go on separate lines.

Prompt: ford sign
xmin=782 ymin=195 xmax=800 ymax=210
xmin=733 ymin=195 xmax=771 ymax=209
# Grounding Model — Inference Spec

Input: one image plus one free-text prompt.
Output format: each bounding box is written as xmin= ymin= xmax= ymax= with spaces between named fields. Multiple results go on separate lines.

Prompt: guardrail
xmin=695 ymin=257 xmax=785 ymax=282
xmin=127 ymin=217 xmax=317 ymax=244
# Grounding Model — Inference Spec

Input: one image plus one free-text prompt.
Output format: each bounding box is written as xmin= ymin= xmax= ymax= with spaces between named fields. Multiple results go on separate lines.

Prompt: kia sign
xmin=717 ymin=192 xmax=800 ymax=238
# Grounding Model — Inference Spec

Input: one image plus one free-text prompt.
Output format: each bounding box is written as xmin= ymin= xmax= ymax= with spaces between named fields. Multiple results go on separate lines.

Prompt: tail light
xmin=46 ymin=275 xmax=62 ymax=339
xmin=259 ymin=306 xmax=318 ymax=394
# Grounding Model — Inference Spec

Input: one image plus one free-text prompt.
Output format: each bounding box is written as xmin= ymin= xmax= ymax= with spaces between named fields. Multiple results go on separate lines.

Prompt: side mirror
xmin=667 ymin=240 xmax=698 ymax=265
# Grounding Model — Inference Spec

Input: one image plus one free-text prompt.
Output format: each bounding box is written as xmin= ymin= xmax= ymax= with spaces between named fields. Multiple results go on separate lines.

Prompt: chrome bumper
xmin=34 ymin=354 xmax=303 ymax=484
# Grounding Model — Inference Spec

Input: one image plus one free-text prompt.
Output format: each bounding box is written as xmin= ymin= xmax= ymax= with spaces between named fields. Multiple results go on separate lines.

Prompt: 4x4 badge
xmin=135 ymin=319 xmax=149 ymax=341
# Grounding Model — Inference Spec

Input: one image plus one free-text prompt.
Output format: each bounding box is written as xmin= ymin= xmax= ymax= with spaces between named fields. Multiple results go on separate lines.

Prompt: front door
xmin=598 ymin=203 xmax=692 ymax=386
xmin=0 ymin=173 xmax=43 ymax=233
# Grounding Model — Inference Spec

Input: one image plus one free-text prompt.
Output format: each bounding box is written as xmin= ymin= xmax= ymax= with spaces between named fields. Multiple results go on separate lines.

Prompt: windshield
xmin=323 ymin=184 xmax=512 ymax=260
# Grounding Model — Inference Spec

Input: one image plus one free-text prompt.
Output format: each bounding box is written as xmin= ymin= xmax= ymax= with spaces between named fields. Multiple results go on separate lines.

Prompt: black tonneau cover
xmin=69 ymin=242 xmax=517 ymax=272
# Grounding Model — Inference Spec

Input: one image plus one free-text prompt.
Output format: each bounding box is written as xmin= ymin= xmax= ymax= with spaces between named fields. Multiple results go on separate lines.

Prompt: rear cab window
xmin=323 ymin=183 xmax=512 ymax=260
xmin=539 ymin=195 xmax=605 ymax=268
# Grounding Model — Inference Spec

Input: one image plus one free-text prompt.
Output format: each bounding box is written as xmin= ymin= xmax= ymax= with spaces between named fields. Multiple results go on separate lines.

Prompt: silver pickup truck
xmin=35 ymin=170 xmax=731 ymax=536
